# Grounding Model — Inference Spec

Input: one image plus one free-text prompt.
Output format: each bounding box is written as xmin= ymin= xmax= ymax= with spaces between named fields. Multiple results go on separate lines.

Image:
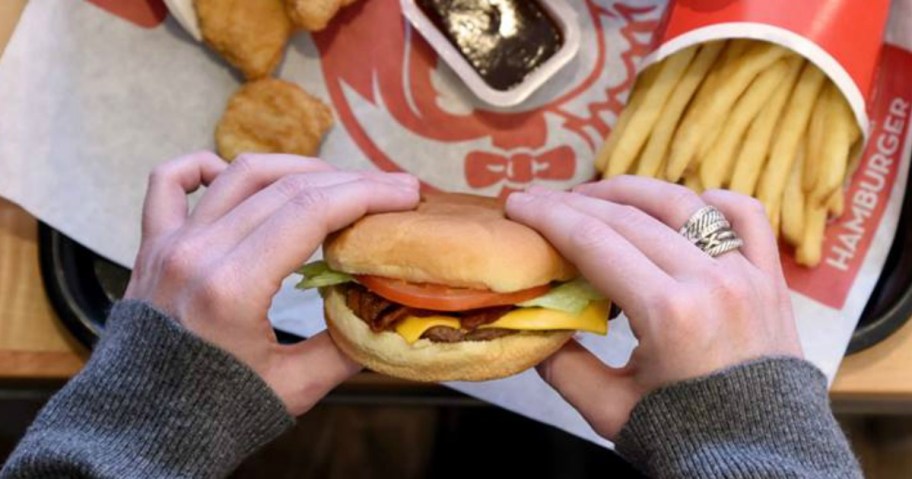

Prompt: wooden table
xmin=1 ymin=0 xmax=911 ymax=409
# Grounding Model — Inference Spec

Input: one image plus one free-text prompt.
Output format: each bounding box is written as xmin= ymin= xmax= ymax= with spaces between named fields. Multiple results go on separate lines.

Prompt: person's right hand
xmin=124 ymin=152 xmax=420 ymax=416
xmin=505 ymin=176 xmax=803 ymax=440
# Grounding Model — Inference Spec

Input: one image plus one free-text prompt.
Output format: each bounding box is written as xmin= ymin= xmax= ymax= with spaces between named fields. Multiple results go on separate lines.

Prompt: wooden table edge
xmin=0 ymin=351 xmax=87 ymax=379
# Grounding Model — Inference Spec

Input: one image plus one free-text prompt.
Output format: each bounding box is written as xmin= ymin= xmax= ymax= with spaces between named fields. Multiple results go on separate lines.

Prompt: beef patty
xmin=344 ymin=284 xmax=517 ymax=343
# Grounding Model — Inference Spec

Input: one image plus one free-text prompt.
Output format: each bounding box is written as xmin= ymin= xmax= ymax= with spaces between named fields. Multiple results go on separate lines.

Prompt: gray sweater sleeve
xmin=3 ymin=302 xmax=860 ymax=479
xmin=616 ymin=356 xmax=862 ymax=478
xmin=1 ymin=300 xmax=293 ymax=479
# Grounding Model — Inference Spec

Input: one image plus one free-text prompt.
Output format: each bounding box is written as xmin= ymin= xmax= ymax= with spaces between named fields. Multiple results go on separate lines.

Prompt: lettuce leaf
xmin=517 ymin=278 xmax=606 ymax=315
xmin=295 ymin=261 xmax=353 ymax=290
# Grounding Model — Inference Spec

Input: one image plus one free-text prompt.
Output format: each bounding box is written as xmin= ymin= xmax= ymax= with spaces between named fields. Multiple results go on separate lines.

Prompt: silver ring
xmin=678 ymin=206 xmax=743 ymax=257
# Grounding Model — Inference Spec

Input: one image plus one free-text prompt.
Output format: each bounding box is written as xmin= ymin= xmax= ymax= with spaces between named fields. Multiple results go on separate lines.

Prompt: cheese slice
xmin=393 ymin=301 xmax=610 ymax=344
xmin=395 ymin=316 xmax=462 ymax=344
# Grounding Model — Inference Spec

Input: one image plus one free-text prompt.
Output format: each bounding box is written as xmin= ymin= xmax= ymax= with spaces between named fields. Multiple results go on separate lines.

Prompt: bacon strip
xmin=343 ymin=285 xmax=517 ymax=342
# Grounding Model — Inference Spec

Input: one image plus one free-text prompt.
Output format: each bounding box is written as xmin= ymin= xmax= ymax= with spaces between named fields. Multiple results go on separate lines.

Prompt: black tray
xmin=849 ymin=166 xmax=912 ymax=353
xmin=38 ymin=166 xmax=912 ymax=355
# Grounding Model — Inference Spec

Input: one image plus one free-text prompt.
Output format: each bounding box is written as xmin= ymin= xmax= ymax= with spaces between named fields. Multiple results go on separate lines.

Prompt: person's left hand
xmin=124 ymin=151 xmax=421 ymax=415
xmin=505 ymin=177 xmax=802 ymax=439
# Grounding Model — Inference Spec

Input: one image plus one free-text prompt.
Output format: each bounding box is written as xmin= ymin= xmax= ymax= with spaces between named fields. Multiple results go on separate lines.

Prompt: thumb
xmin=274 ymin=331 xmax=362 ymax=416
xmin=538 ymin=340 xmax=642 ymax=440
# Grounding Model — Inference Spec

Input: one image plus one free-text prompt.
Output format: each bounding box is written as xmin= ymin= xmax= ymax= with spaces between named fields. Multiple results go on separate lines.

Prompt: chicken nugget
xmin=195 ymin=0 xmax=292 ymax=79
xmin=285 ymin=0 xmax=361 ymax=31
xmin=216 ymin=78 xmax=334 ymax=161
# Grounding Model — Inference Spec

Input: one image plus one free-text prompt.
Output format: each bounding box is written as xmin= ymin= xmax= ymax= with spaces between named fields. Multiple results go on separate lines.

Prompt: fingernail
xmin=371 ymin=172 xmax=417 ymax=187
xmin=572 ymin=182 xmax=595 ymax=193
xmin=385 ymin=173 xmax=419 ymax=188
xmin=526 ymin=185 xmax=553 ymax=195
xmin=507 ymin=192 xmax=533 ymax=205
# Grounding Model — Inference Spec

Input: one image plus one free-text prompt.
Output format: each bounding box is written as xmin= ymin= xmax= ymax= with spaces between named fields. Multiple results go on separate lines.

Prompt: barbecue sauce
xmin=417 ymin=0 xmax=564 ymax=91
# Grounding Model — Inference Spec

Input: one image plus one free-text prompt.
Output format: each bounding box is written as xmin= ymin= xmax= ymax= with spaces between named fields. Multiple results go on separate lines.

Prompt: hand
xmin=124 ymin=151 xmax=421 ymax=415
xmin=505 ymin=176 xmax=802 ymax=440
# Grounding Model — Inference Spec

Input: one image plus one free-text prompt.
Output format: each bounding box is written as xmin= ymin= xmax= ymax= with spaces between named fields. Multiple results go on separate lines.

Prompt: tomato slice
xmin=355 ymin=275 xmax=550 ymax=312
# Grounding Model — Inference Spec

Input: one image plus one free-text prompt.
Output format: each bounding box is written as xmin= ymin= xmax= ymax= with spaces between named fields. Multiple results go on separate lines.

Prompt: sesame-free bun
xmin=324 ymin=288 xmax=573 ymax=382
xmin=324 ymin=193 xmax=577 ymax=292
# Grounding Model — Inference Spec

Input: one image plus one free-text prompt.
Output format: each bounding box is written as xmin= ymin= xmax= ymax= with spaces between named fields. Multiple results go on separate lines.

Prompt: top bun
xmin=324 ymin=193 xmax=577 ymax=292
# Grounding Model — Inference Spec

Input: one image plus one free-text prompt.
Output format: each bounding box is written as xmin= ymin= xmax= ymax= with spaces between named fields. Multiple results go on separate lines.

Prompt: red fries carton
xmin=644 ymin=0 xmax=891 ymax=135
xmin=640 ymin=0 xmax=907 ymax=310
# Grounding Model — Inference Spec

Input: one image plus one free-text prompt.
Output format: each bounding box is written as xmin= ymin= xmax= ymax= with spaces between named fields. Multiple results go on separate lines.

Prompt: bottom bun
xmin=324 ymin=288 xmax=573 ymax=382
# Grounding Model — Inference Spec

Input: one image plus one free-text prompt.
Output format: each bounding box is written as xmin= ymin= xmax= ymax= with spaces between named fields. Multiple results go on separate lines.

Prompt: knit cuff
xmin=6 ymin=300 xmax=294 ymax=478
xmin=101 ymin=301 xmax=293 ymax=465
xmin=616 ymin=357 xmax=861 ymax=479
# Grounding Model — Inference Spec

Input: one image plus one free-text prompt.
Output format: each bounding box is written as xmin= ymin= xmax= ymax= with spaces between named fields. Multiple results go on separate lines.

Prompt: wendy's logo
xmin=465 ymin=147 xmax=576 ymax=190
xmin=314 ymin=0 xmax=662 ymax=198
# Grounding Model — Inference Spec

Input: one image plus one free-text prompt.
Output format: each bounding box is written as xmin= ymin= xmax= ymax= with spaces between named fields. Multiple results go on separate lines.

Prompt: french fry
xmin=659 ymin=48 xmax=730 ymax=179
xmin=697 ymin=40 xmax=750 ymax=100
xmin=845 ymin=137 xmax=864 ymax=180
xmin=627 ymin=149 xmax=644 ymax=179
xmin=604 ymin=45 xmax=699 ymax=177
xmin=771 ymin=199 xmax=781 ymax=239
xmin=796 ymin=200 xmax=827 ymax=267
xmin=781 ymin=135 xmax=807 ymax=246
xmin=756 ymin=62 xmax=827 ymax=220
xmin=595 ymin=64 xmax=661 ymax=172
xmin=700 ymin=58 xmax=791 ymax=189
xmin=802 ymin=82 xmax=831 ymax=192
xmin=690 ymin=41 xmax=752 ymax=164
xmin=827 ymin=138 xmax=863 ymax=219
xmin=665 ymin=42 xmax=790 ymax=182
xmin=720 ymin=39 xmax=751 ymax=67
xmin=811 ymin=86 xmax=861 ymax=204
xmin=636 ymin=41 xmax=725 ymax=177
xmin=729 ymin=56 xmax=804 ymax=196
xmin=684 ymin=171 xmax=704 ymax=194
xmin=828 ymin=188 xmax=845 ymax=218
xmin=697 ymin=117 xmax=724 ymax=161
xmin=586 ymin=35 xmax=860 ymax=269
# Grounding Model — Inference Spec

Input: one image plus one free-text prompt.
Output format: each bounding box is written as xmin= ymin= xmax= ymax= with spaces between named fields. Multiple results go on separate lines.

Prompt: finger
xmin=143 ymin=151 xmax=227 ymax=238
xmin=191 ymin=153 xmax=336 ymax=224
xmin=231 ymin=179 xmax=421 ymax=283
xmin=506 ymin=190 xmax=674 ymax=319
xmin=528 ymin=187 xmax=711 ymax=277
xmin=537 ymin=340 xmax=640 ymax=440
xmin=700 ymin=189 xmax=782 ymax=277
xmin=275 ymin=332 xmax=363 ymax=415
xmin=704 ymin=189 xmax=794 ymax=338
xmin=213 ymin=171 xmax=417 ymax=243
xmin=574 ymin=176 xmax=706 ymax=230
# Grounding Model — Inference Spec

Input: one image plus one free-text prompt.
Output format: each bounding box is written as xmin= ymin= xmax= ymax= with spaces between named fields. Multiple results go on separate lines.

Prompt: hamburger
xmin=296 ymin=193 xmax=611 ymax=382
